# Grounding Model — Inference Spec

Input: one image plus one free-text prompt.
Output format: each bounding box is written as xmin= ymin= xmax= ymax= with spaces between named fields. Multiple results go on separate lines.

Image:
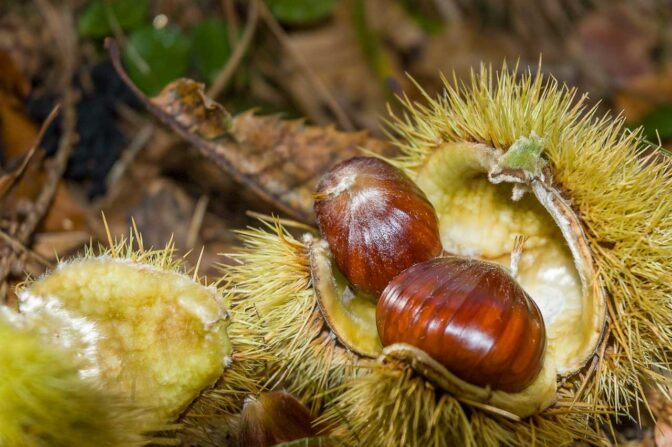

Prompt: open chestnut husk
xmin=220 ymin=63 xmax=672 ymax=447
xmin=314 ymin=156 xmax=442 ymax=298
xmin=377 ymin=257 xmax=546 ymax=393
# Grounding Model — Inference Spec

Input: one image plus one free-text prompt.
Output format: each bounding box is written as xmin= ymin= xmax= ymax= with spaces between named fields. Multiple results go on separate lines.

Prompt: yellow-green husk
xmin=11 ymin=228 xmax=242 ymax=443
xmin=0 ymin=314 xmax=151 ymax=447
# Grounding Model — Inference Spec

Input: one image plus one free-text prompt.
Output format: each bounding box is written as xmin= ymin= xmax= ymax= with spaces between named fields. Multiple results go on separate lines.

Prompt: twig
xmin=0 ymin=229 xmax=54 ymax=269
xmin=186 ymin=195 xmax=209 ymax=249
xmin=0 ymin=1 xmax=78 ymax=301
xmin=257 ymin=0 xmax=355 ymax=131
xmin=207 ymin=0 xmax=259 ymax=98
xmin=0 ymin=105 xmax=60 ymax=201
xmin=0 ymin=103 xmax=65 ymax=288
xmin=222 ymin=0 xmax=240 ymax=47
xmin=106 ymin=123 xmax=154 ymax=188
xmin=105 ymin=0 xmax=150 ymax=75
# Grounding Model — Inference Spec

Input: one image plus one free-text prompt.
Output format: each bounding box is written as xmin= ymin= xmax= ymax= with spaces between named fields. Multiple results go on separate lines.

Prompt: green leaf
xmin=123 ymin=25 xmax=191 ymax=96
xmin=638 ymin=104 xmax=672 ymax=141
xmin=78 ymin=0 xmax=149 ymax=38
xmin=267 ymin=0 xmax=337 ymax=25
xmin=192 ymin=19 xmax=232 ymax=84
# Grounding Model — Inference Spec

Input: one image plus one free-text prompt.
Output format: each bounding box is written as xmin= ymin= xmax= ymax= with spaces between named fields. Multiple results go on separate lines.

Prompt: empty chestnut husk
xmin=314 ymin=156 xmax=442 ymax=298
xmin=377 ymin=256 xmax=546 ymax=393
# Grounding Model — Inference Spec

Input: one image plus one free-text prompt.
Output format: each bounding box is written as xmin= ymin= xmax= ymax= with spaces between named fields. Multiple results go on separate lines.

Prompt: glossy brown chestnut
xmin=314 ymin=157 xmax=442 ymax=297
xmin=237 ymin=391 xmax=317 ymax=447
xmin=376 ymin=257 xmax=546 ymax=393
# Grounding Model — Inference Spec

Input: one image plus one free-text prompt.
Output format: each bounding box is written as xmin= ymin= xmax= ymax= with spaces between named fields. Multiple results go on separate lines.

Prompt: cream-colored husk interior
xmin=17 ymin=257 xmax=231 ymax=423
xmin=384 ymin=343 xmax=557 ymax=418
xmin=308 ymin=236 xmax=383 ymax=358
xmin=414 ymin=142 xmax=604 ymax=377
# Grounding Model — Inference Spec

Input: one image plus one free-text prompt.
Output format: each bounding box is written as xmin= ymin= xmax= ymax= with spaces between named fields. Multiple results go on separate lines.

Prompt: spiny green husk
xmin=83 ymin=227 xmax=271 ymax=445
xmin=0 ymin=315 xmax=152 ymax=447
xmin=177 ymin=220 xmax=362 ymax=445
xmin=219 ymin=222 xmax=607 ymax=445
xmin=220 ymin=64 xmax=672 ymax=446
xmin=319 ymin=362 xmax=603 ymax=447
xmin=223 ymin=220 xmax=362 ymax=413
xmin=388 ymin=63 xmax=672 ymax=415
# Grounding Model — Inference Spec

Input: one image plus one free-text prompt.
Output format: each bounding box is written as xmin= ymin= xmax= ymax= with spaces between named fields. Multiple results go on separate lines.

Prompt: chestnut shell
xmin=314 ymin=157 xmax=442 ymax=297
xmin=237 ymin=391 xmax=316 ymax=447
xmin=376 ymin=257 xmax=546 ymax=393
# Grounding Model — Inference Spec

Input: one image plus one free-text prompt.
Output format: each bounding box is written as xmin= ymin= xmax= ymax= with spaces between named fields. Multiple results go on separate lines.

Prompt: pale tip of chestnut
xmin=314 ymin=156 xmax=443 ymax=298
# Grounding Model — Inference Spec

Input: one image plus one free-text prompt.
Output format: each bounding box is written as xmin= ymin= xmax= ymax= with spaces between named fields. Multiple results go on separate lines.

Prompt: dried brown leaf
xmin=614 ymin=70 xmax=672 ymax=124
xmin=0 ymin=105 xmax=59 ymax=201
xmin=0 ymin=50 xmax=30 ymax=98
xmin=0 ymin=91 xmax=39 ymax=160
xmin=106 ymin=38 xmax=396 ymax=222
xmin=38 ymin=182 xmax=88 ymax=234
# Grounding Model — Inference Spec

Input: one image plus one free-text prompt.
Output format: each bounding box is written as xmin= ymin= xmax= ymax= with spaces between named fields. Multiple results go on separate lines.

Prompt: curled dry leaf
xmin=105 ymin=38 xmax=396 ymax=223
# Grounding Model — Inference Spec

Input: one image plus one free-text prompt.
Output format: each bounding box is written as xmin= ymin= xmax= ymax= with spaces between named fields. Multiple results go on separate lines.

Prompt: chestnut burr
xmin=314 ymin=157 xmax=442 ymax=298
xmin=376 ymin=257 xmax=546 ymax=393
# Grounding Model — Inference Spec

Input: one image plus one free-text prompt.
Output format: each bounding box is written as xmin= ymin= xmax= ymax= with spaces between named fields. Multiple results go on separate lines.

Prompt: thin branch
xmin=105 ymin=0 xmax=150 ymax=75
xmin=17 ymin=0 xmax=78 ymax=246
xmin=0 ymin=1 xmax=78 ymax=299
xmin=208 ymin=0 xmax=259 ymax=98
xmin=106 ymin=123 xmax=154 ymax=188
xmin=186 ymin=195 xmax=209 ymax=249
xmin=222 ymin=0 xmax=240 ymax=47
xmin=0 ymin=229 xmax=54 ymax=269
xmin=0 ymin=104 xmax=60 ymax=201
xmin=0 ymin=103 xmax=65 ymax=286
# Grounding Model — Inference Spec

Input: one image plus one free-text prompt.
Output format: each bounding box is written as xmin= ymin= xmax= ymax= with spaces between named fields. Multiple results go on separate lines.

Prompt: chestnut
xmin=237 ymin=391 xmax=317 ymax=447
xmin=314 ymin=157 xmax=442 ymax=297
xmin=376 ymin=257 xmax=546 ymax=393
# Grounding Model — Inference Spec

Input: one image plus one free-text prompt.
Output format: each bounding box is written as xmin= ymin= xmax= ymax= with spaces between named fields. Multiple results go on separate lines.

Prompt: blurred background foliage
xmin=6 ymin=0 xmax=672 ymax=141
